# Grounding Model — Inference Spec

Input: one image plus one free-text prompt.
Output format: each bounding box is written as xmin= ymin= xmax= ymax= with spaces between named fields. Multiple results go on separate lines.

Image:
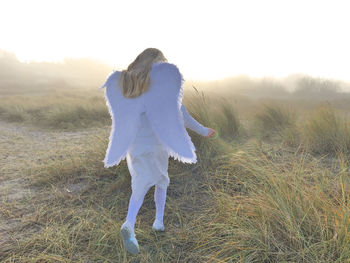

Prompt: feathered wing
xmin=101 ymin=62 xmax=197 ymax=167
xmin=143 ymin=63 xmax=197 ymax=163
xmin=102 ymin=71 xmax=143 ymax=167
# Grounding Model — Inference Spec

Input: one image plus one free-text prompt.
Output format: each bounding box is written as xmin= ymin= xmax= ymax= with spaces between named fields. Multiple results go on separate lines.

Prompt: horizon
xmin=3 ymin=48 xmax=349 ymax=83
xmin=2 ymin=49 xmax=350 ymax=86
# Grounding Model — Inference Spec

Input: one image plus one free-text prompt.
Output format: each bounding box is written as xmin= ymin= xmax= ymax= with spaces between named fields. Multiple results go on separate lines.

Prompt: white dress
xmin=126 ymin=104 xmax=209 ymax=201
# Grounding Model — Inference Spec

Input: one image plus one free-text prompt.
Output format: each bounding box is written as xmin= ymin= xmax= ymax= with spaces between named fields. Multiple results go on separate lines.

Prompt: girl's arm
xmin=181 ymin=104 xmax=210 ymax=136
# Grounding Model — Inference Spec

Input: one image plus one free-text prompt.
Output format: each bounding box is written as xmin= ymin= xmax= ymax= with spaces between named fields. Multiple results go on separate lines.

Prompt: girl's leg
xmin=126 ymin=188 xmax=149 ymax=230
xmin=154 ymin=185 xmax=167 ymax=224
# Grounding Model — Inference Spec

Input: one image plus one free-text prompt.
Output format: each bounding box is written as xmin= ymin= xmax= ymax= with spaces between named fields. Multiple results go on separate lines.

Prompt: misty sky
xmin=0 ymin=0 xmax=349 ymax=81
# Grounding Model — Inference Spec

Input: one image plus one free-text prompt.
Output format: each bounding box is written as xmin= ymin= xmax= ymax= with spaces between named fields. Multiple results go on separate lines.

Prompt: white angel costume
xmin=100 ymin=62 xmax=209 ymax=201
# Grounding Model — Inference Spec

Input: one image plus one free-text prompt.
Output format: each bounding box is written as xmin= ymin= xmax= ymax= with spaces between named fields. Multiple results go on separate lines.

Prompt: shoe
xmin=152 ymin=219 xmax=165 ymax=231
xmin=120 ymin=221 xmax=139 ymax=254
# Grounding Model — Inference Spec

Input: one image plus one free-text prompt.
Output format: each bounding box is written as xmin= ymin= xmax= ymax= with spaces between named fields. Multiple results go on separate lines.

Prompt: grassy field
xmin=1 ymin=84 xmax=350 ymax=262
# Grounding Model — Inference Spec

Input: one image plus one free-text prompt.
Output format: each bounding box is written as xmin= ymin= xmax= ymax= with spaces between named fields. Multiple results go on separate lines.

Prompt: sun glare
xmin=0 ymin=0 xmax=349 ymax=81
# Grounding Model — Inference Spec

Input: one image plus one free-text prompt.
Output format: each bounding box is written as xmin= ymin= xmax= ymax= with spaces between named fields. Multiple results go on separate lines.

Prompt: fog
xmin=1 ymin=49 xmax=350 ymax=100
xmin=188 ymin=74 xmax=350 ymax=100
xmin=0 ymin=50 xmax=112 ymax=95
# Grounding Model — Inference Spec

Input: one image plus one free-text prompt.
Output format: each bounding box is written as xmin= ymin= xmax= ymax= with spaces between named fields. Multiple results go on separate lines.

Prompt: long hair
xmin=119 ymin=48 xmax=167 ymax=98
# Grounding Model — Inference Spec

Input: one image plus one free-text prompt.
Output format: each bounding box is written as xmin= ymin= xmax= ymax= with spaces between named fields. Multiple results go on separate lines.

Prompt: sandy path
xmin=0 ymin=121 xmax=101 ymax=252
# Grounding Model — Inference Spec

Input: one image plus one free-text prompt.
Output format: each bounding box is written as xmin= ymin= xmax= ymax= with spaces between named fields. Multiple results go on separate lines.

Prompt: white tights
xmin=126 ymin=185 xmax=167 ymax=230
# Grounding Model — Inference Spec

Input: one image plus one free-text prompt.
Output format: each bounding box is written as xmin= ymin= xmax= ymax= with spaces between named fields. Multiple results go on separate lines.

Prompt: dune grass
xmin=216 ymin=97 xmax=242 ymax=140
xmin=184 ymin=88 xmax=243 ymax=142
xmin=193 ymin=145 xmax=350 ymax=262
xmin=0 ymin=90 xmax=110 ymax=130
xmin=303 ymin=105 xmax=350 ymax=155
xmin=2 ymin=89 xmax=350 ymax=262
xmin=254 ymin=104 xmax=296 ymax=137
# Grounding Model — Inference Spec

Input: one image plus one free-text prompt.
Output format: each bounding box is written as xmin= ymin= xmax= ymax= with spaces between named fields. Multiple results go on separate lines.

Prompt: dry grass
xmin=0 ymin=89 xmax=110 ymax=130
xmin=1 ymin=88 xmax=350 ymax=262
xmin=192 ymin=144 xmax=350 ymax=262
xmin=303 ymin=105 xmax=350 ymax=155
xmin=254 ymin=104 xmax=297 ymax=138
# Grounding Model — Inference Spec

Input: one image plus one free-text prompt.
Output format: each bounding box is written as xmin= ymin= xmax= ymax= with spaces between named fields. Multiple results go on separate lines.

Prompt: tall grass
xmin=192 ymin=147 xmax=350 ymax=262
xmin=303 ymin=105 xmax=350 ymax=155
xmin=217 ymin=97 xmax=242 ymax=140
xmin=253 ymin=104 xmax=299 ymax=147
xmin=182 ymin=88 xmax=236 ymax=169
xmin=254 ymin=104 xmax=296 ymax=135
xmin=184 ymin=87 xmax=243 ymax=140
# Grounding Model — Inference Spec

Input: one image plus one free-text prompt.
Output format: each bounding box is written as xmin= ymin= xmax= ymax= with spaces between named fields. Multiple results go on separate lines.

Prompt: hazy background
xmin=1 ymin=48 xmax=350 ymax=101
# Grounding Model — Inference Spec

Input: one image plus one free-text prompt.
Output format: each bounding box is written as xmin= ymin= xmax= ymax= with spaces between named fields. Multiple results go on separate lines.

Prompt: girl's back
xmin=128 ymin=112 xmax=163 ymax=157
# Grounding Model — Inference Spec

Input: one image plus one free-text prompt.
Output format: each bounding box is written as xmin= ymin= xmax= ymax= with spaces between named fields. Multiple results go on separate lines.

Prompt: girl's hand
xmin=206 ymin=128 xmax=217 ymax=138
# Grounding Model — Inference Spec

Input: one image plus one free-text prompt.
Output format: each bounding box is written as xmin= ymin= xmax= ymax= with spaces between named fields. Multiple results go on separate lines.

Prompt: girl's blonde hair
xmin=119 ymin=48 xmax=167 ymax=98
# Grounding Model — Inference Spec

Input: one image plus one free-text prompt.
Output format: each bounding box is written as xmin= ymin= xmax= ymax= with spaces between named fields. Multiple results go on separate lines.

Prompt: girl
xmin=101 ymin=48 xmax=216 ymax=254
